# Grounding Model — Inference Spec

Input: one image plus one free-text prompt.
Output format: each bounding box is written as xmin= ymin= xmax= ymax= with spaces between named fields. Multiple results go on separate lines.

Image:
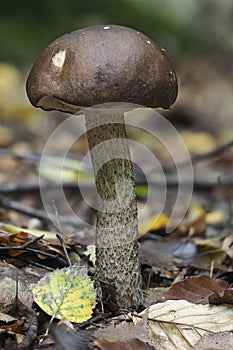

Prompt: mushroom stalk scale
xmin=26 ymin=24 xmax=178 ymax=309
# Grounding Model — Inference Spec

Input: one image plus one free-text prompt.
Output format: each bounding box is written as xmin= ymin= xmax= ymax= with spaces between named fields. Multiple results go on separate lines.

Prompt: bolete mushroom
xmin=26 ymin=24 xmax=178 ymax=309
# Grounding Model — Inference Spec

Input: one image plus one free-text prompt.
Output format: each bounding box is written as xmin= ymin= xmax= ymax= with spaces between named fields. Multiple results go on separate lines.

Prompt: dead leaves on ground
xmin=1 ymin=215 xmax=233 ymax=349
xmin=136 ymin=275 xmax=233 ymax=349
xmin=0 ymin=261 xmax=41 ymax=349
xmin=93 ymin=275 xmax=233 ymax=350
xmin=51 ymin=319 xmax=155 ymax=350
xmin=0 ymin=222 xmax=85 ymax=268
xmin=48 ymin=293 xmax=233 ymax=350
xmin=140 ymin=203 xmax=233 ymax=292
xmin=133 ymin=300 xmax=233 ymax=350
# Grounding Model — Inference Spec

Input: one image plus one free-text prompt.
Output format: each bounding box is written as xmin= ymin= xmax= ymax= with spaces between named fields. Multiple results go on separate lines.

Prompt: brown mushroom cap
xmin=26 ymin=24 xmax=178 ymax=112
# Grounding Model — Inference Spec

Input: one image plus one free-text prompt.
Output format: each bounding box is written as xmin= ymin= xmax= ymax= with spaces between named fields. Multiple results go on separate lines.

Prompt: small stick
xmin=160 ymin=138 xmax=233 ymax=173
xmin=20 ymin=258 xmax=54 ymax=271
xmin=18 ymin=314 xmax=39 ymax=349
xmin=52 ymin=200 xmax=72 ymax=267
xmin=0 ymin=234 xmax=44 ymax=250
xmin=0 ymin=234 xmax=68 ymax=265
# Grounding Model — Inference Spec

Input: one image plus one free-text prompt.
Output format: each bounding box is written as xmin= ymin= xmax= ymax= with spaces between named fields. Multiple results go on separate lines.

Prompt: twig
xmin=0 ymin=234 xmax=68 ymax=265
xmin=0 ymin=181 xmax=93 ymax=195
xmin=160 ymin=138 xmax=233 ymax=173
xmin=77 ymin=315 xmax=107 ymax=329
xmin=138 ymin=175 xmax=233 ymax=190
xmin=190 ymin=139 xmax=233 ymax=163
xmin=52 ymin=200 xmax=72 ymax=267
xmin=18 ymin=314 xmax=39 ymax=349
xmin=19 ymin=258 xmax=54 ymax=271
xmin=0 ymin=234 xmax=43 ymax=250
xmin=0 ymin=194 xmax=83 ymax=227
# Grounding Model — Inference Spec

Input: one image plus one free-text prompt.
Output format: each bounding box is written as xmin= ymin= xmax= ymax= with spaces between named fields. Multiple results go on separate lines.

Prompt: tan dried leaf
xmin=134 ymin=300 xmax=233 ymax=350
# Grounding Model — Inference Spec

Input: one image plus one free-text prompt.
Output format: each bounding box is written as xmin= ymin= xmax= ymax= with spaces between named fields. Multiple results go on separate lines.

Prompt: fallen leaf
xmin=184 ymin=204 xmax=207 ymax=236
xmin=194 ymin=236 xmax=223 ymax=251
xmin=39 ymin=155 xmax=92 ymax=183
xmin=32 ymin=264 xmax=96 ymax=323
xmin=1 ymin=318 xmax=25 ymax=333
xmin=0 ymin=125 xmax=13 ymax=145
xmin=134 ymin=300 xmax=233 ymax=349
xmin=0 ymin=223 xmax=69 ymax=264
xmin=161 ymin=275 xmax=229 ymax=304
xmin=209 ymin=287 xmax=233 ymax=305
xmin=138 ymin=213 xmax=170 ymax=235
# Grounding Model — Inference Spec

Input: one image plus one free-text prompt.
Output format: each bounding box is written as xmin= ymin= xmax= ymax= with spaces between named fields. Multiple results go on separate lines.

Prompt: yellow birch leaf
xmin=33 ymin=265 xmax=96 ymax=323
xmin=139 ymin=213 xmax=169 ymax=235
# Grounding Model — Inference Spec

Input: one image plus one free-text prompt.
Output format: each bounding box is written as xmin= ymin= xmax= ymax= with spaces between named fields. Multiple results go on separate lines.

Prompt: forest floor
xmin=0 ymin=48 xmax=233 ymax=349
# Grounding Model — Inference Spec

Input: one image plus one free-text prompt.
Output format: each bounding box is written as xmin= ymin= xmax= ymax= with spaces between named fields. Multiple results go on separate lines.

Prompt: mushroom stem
xmin=85 ymin=104 xmax=143 ymax=308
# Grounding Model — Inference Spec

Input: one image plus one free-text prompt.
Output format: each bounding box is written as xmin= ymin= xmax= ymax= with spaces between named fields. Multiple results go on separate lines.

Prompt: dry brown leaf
xmin=161 ymin=275 xmax=229 ymax=304
xmin=1 ymin=318 xmax=25 ymax=333
xmin=209 ymin=287 xmax=233 ymax=305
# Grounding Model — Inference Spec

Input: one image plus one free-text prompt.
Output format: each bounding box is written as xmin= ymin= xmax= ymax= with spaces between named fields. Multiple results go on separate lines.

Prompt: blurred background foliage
xmin=0 ymin=0 xmax=232 ymax=237
xmin=1 ymin=0 xmax=232 ymax=69
xmin=0 ymin=0 xmax=232 ymax=133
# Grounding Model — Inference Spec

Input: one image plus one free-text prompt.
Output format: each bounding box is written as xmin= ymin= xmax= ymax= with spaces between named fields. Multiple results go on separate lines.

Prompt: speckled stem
xmin=85 ymin=105 xmax=143 ymax=308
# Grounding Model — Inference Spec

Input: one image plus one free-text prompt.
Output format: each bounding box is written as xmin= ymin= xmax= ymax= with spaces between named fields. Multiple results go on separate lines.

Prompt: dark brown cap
xmin=26 ymin=25 xmax=178 ymax=112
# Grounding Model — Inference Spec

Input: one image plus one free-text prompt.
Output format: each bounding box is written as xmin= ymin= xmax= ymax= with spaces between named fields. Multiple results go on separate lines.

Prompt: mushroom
xmin=26 ymin=24 xmax=178 ymax=309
